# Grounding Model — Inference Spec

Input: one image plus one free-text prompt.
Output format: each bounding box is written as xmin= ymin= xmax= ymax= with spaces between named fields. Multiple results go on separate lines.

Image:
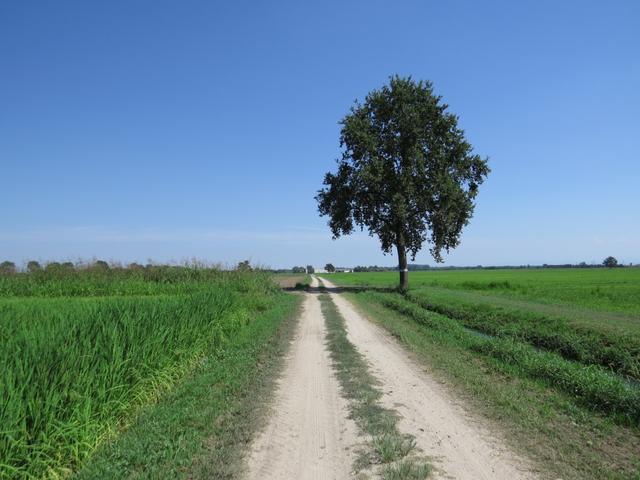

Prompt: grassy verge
xmin=405 ymin=288 xmax=640 ymax=380
xmin=345 ymin=291 xmax=640 ymax=480
xmin=75 ymin=292 xmax=302 ymax=479
xmin=372 ymin=292 xmax=640 ymax=423
xmin=318 ymin=294 xmax=431 ymax=480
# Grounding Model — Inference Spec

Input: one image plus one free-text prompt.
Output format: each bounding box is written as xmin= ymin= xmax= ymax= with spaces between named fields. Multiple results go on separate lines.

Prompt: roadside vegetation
xmin=323 ymin=270 xmax=640 ymax=479
xmin=0 ymin=265 xmax=300 ymax=479
xmin=319 ymin=292 xmax=431 ymax=479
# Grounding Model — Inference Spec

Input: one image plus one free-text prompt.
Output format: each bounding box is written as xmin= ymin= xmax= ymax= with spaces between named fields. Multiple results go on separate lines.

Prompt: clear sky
xmin=2 ymin=0 xmax=639 ymax=268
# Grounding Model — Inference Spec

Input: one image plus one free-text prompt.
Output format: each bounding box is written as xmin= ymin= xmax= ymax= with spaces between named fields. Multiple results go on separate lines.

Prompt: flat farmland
xmin=0 ymin=267 xmax=301 ymax=479
xmin=328 ymin=268 xmax=640 ymax=316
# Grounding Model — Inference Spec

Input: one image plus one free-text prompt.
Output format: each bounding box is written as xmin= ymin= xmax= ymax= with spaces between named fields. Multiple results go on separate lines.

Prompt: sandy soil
xmin=245 ymin=277 xmax=358 ymax=480
xmin=320 ymin=276 xmax=538 ymax=480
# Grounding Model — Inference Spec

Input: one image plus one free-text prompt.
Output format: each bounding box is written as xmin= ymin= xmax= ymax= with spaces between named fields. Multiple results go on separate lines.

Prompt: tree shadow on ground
xmin=282 ymin=284 xmax=397 ymax=294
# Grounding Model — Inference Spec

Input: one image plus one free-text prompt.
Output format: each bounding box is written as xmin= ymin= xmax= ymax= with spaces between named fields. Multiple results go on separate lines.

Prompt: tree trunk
xmin=397 ymin=242 xmax=409 ymax=291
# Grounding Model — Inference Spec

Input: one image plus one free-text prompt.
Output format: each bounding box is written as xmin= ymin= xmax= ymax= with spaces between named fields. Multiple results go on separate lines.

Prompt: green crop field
xmin=0 ymin=267 xmax=299 ymax=479
xmin=327 ymin=268 xmax=640 ymax=315
xmin=327 ymin=268 xmax=640 ymax=381
xmin=328 ymin=268 xmax=640 ymax=376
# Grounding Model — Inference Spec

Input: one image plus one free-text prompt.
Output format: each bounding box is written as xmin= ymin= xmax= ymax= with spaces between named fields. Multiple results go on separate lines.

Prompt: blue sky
xmin=1 ymin=0 xmax=639 ymax=268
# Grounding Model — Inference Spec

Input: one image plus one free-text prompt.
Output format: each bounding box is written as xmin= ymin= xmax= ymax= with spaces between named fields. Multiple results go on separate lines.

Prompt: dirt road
xmin=245 ymin=276 xmax=537 ymax=479
xmin=320 ymin=276 xmax=537 ymax=480
xmin=245 ymin=276 xmax=358 ymax=480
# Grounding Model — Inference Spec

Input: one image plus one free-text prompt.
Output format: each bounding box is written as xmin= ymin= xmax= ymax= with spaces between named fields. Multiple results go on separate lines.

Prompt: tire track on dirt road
xmin=319 ymin=276 xmax=538 ymax=480
xmin=245 ymin=276 xmax=358 ymax=480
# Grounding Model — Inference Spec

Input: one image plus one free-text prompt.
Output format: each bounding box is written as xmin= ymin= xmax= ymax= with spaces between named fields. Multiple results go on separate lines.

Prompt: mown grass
xmin=318 ymin=293 xmax=431 ymax=479
xmin=0 ymin=268 xmax=287 ymax=479
xmin=343 ymin=291 xmax=640 ymax=480
xmin=327 ymin=268 xmax=640 ymax=316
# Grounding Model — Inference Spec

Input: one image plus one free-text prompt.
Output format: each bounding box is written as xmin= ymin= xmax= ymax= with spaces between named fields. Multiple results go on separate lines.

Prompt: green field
xmin=327 ymin=268 xmax=640 ymax=381
xmin=328 ymin=268 xmax=640 ymax=315
xmin=0 ymin=267 xmax=299 ymax=479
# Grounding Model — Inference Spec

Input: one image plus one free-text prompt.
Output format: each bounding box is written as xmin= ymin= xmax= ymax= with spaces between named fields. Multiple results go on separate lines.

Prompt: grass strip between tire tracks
xmin=318 ymin=292 xmax=431 ymax=480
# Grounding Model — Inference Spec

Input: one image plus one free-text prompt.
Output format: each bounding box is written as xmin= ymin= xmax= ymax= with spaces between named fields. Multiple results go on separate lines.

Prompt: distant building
xmin=334 ymin=267 xmax=353 ymax=273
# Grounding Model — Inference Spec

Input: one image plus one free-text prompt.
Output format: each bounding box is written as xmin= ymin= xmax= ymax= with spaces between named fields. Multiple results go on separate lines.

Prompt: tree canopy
xmin=27 ymin=260 xmax=42 ymax=273
xmin=603 ymin=256 xmax=618 ymax=268
xmin=316 ymin=76 xmax=489 ymax=288
xmin=0 ymin=261 xmax=16 ymax=275
xmin=236 ymin=260 xmax=252 ymax=272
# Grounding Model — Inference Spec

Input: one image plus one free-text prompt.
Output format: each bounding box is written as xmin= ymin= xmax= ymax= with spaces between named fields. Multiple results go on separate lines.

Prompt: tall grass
xmin=0 ymin=268 xmax=279 ymax=478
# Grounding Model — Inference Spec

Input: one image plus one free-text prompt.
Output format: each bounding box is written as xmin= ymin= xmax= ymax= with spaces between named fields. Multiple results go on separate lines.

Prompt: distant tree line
xmin=0 ymin=259 xmax=224 ymax=276
xmin=290 ymin=266 xmax=315 ymax=274
xmin=313 ymin=258 xmax=634 ymax=273
xmin=0 ymin=256 xmax=633 ymax=277
xmin=350 ymin=264 xmax=433 ymax=272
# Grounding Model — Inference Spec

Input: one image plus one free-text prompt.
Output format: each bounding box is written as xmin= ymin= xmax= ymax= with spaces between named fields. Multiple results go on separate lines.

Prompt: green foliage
xmin=316 ymin=75 xmax=489 ymax=288
xmin=0 ymin=265 xmax=269 ymax=298
xmin=26 ymin=261 xmax=42 ymax=273
xmin=603 ymin=256 xmax=619 ymax=268
xmin=0 ymin=268 xmax=280 ymax=478
xmin=325 ymin=263 xmax=336 ymax=273
xmin=0 ymin=261 xmax=16 ymax=275
xmin=306 ymin=265 xmax=315 ymax=274
xmin=93 ymin=260 xmax=110 ymax=270
xmin=75 ymin=293 xmax=301 ymax=480
xmin=236 ymin=259 xmax=253 ymax=271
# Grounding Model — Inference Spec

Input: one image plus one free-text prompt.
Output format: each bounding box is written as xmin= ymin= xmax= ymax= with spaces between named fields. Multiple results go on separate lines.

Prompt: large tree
xmin=316 ymin=76 xmax=489 ymax=289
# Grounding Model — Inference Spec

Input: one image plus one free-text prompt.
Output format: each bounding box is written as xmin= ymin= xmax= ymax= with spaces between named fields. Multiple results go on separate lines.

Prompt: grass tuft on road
xmin=318 ymin=293 xmax=431 ymax=479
